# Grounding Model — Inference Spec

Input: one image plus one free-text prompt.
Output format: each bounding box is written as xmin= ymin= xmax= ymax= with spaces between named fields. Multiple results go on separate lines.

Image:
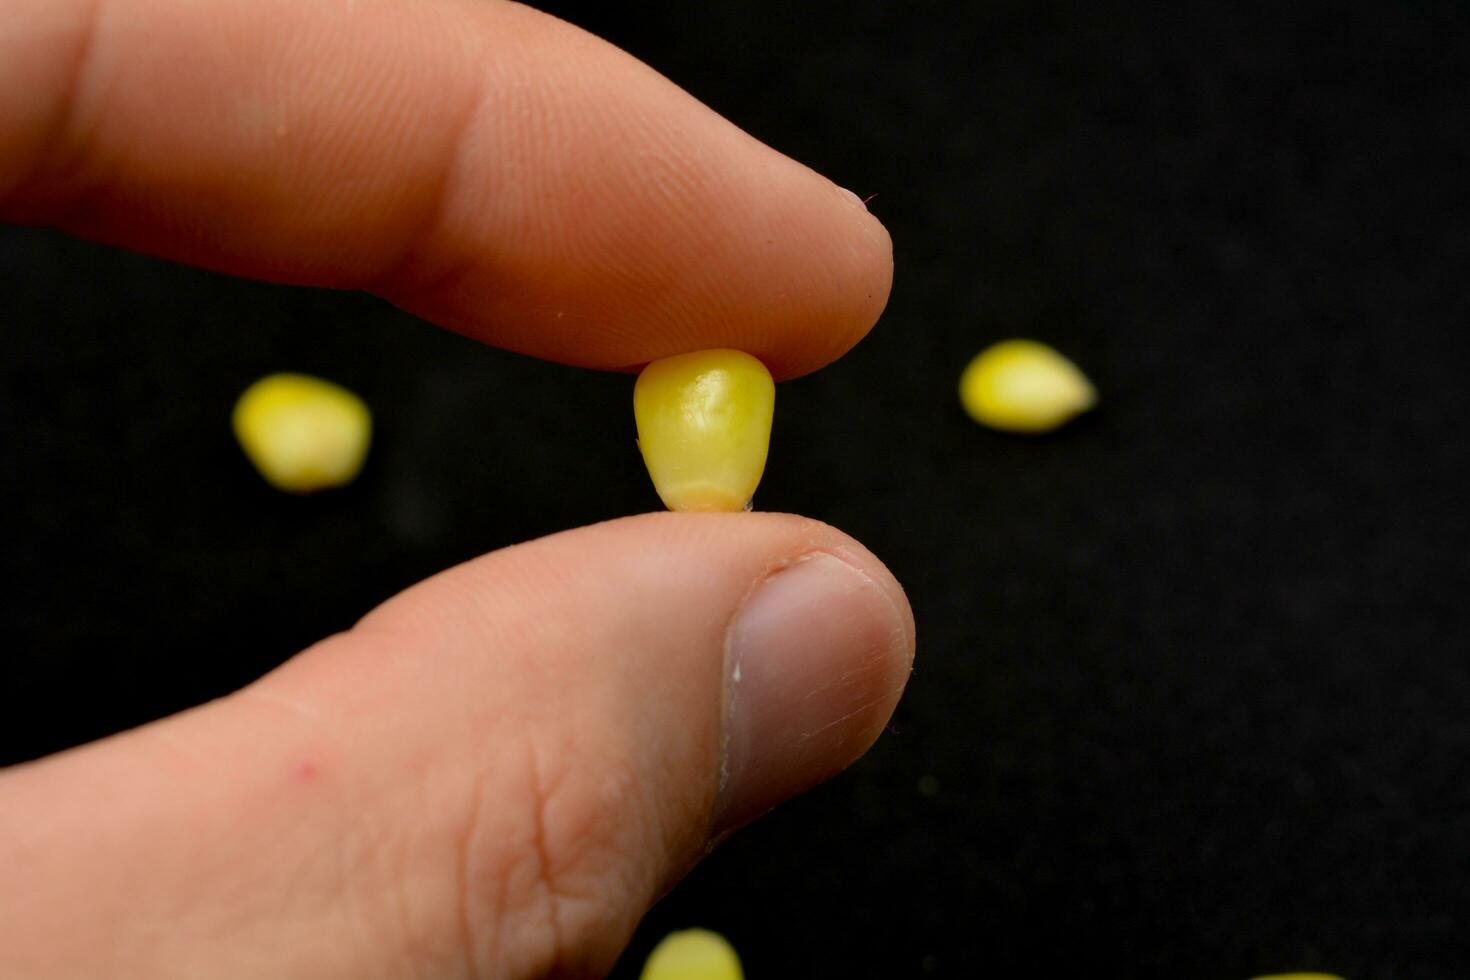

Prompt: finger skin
xmin=0 ymin=0 xmax=892 ymax=379
xmin=0 ymin=514 xmax=914 ymax=978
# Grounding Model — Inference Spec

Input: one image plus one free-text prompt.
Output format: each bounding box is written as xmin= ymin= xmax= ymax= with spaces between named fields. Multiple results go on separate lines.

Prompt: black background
xmin=3 ymin=1 xmax=1469 ymax=977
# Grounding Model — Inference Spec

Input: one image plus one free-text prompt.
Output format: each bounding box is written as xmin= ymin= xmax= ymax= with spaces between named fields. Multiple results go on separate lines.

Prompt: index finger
xmin=0 ymin=0 xmax=892 ymax=379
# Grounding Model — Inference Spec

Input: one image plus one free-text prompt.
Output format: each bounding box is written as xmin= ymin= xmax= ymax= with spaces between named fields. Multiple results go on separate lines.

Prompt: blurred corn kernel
xmin=639 ymin=928 xmax=744 ymax=980
xmin=959 ymin=339 xmax=1096 ymax=433
xmin=1249 ymin=974 xmax=1346 ymax=980
xmin=634 ymin=349 xmax=774 ymax=512
xmin=232 ymin=373 xmax=371 ymax=493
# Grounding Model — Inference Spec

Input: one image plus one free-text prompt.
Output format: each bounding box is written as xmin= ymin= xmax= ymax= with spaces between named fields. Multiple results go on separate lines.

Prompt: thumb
xmin=0 ymin=513 xmax=914 ymax=979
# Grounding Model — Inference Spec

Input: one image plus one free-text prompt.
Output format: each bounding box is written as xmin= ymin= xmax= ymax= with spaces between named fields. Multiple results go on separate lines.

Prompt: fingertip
xmin=708 ymin=515 xmax=914 ymax=830
xmin=4 ymin=0 xmax=893 ymax=379
xmin=756 ymin=180 xmax=896 ymax=380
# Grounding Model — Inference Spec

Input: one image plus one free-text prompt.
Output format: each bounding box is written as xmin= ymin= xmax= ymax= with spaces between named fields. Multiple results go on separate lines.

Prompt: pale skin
xmin=0 ymin=1 xmax=912 ymax=977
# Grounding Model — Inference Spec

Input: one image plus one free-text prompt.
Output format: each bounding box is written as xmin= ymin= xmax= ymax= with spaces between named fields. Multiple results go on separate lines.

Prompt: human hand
xmin=0 ymin=1 xmax=911 ymax=977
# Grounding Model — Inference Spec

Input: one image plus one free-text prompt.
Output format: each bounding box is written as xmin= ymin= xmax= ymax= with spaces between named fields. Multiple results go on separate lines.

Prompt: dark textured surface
xmin=4 ymin=1 xmax=1469 ymax=976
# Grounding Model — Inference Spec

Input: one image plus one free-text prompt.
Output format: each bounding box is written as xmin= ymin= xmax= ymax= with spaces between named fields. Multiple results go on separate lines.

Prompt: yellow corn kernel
xmin=1250 ymin=975 xmax=1346 ymax=980
xmin=639 ymin=929 xmax=744 ymax=980
xmin=634 ymin=349 xmax=775 ymax=512
xmin=959 ymin=339 xmax=1096 ymax=433
xmin=232 ymin=373 xmax=371 ymax=493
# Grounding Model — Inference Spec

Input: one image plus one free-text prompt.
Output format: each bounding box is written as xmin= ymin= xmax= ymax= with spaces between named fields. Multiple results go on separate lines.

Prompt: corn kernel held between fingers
xmin=232 ymin=373 xmax=371 ymax=493
xmin=639 ymin=929 xmax=744 ymax=980
xmin=634 ymin=349 xmax=774 ymax=512
xmin=959 ymin=339 xmax=1097 ymax=433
